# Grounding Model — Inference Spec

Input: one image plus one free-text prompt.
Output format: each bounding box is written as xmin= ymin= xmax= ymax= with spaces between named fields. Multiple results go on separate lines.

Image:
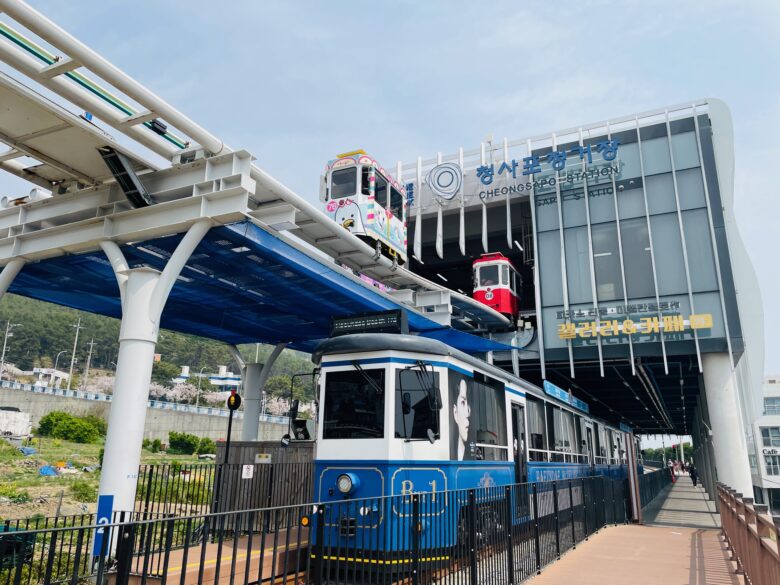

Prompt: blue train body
xmin=309 ymin=334 xmax=642 ymax=561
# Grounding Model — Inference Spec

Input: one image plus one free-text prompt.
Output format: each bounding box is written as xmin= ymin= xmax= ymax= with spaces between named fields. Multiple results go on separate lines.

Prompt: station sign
xmin=331 ymin=309 xmax=409 ymax=337
xmin=557 ymin=313 xmax=713 ymax=340
xmin=543 ymin=380 xmax=589 ymax=414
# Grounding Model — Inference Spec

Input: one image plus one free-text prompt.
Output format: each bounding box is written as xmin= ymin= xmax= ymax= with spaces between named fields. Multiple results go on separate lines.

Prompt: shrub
xmin=0 ymin=484 xmax=30 ymax=503
xmin=70 ymin=480 xmax=97 ymax=503
xmin=38 ymin=411 xmax=73 ymax=436
xmin=142 ymin=438 xmax=163 ymax=453
xmin=51 ymin=417 xmax=99 ymax=443
xmin=168 ymin=431 xmax=200 ymax=455
xmin=81 ymin=415 xmax=107 ymax=436
xmin=195 ymin=437 xmax=216 ymax=455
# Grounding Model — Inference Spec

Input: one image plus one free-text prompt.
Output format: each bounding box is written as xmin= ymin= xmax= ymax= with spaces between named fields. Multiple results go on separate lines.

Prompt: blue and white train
xmin=309 ymin=333 xmax=640 ymax=566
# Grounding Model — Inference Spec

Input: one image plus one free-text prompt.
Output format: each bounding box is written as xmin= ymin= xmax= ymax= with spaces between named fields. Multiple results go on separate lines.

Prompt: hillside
xmin=0 ymin=294 xmax=316 ymax=400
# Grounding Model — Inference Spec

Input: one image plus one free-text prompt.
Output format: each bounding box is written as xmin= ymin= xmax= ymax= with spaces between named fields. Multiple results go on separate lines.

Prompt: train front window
xmin=479 ymin=265 xmax=498 ymax=286
xmin=331 ymin=168 xmax=357 ymax=199
xmin=323 ymin=369 xmax=385 ymax=439
xmin=395 ymin=369 xmax=440 ymax=440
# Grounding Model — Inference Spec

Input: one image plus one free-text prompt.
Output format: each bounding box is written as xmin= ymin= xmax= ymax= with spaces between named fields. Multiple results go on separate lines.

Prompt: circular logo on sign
xmin=485 ymin=290 xmax=494 ymax=300
xmin=425 ymin=162 xmax=462 ymax=201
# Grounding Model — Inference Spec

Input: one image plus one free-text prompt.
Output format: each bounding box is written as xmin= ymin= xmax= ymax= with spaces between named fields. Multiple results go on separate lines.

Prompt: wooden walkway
xmin=528 ymin=477 xmax=743 ymax=585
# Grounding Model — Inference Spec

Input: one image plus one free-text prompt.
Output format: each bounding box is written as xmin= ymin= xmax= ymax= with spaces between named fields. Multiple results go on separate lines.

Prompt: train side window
xmin=395 ymin=370 xmax=440 ymax=440
xmin=361 ymin=167 xmax=371 ymax=196
xmin=331 ymin=168 xmax=357 ymax=199
xmin=375 ymin=174 xmax=388 ymax=209
xmin=479 ymin=265 xmax=498 ymax=287
xmin=526 ymin=397 xmax=546 ymax=461
xmin=501 ymin=265 xmax=509 ymax=286
xmin=322 ymin=369 xmax=385 ymax=439
xmin=390 ymin=186 xmax=404 ymax=219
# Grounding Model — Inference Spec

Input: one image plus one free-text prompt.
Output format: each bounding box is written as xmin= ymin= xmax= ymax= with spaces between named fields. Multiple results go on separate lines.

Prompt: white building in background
xmin=752 ymin=376 xmax=780 ymax=512
xmin=31 ymin=367 xmax=69 ymax=388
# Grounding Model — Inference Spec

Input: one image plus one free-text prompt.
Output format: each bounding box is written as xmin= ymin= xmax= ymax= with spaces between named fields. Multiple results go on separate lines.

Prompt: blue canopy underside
xmin=9 ymin=221 xmax=516 ymax=354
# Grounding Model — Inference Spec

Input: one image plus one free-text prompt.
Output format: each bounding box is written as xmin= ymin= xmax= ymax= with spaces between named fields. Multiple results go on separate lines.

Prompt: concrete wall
xmin=0 ymin=385 xmax=288 ymax=442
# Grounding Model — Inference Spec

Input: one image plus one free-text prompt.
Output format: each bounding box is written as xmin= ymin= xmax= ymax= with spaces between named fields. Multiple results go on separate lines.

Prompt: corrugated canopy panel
xmin=9 ymin=220 xmax=515 ymax=354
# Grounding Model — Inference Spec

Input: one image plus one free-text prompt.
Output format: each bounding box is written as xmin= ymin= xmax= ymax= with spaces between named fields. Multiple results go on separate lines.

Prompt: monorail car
xmin=310 ymin=333 xmax=640 ymax=567
xmin=320 ymin=150 xmax=407 ymax=266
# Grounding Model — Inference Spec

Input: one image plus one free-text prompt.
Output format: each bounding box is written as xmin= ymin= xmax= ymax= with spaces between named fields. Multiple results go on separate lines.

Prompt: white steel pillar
xmin=0 ymin=259 xmax=25 ymax=296
xmin=98 ymin=220 xmax=210 ymax=514
xmin=702 ymin=352 xmax=753 ymax=496
xmin=240 ymin=343 xmax=287 ymax=441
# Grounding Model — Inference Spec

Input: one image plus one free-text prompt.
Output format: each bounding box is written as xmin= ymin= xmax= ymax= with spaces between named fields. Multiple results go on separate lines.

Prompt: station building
xmin=752 ymin=376 xmax=780 ymax=512
xmin=401 ymin=99 xmax=764 ymax=497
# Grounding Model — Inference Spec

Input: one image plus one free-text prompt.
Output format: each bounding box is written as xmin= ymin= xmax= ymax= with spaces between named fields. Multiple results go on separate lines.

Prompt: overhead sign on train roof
xmin=543 ymin=380 xmax=589 ymax=414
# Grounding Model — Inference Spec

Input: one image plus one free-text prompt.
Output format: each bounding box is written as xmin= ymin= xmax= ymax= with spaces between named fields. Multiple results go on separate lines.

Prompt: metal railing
xmin=134 ymin=462 xmax=314 ymax=518
xmin=717 ymin=483 xmax=780 ymax=585
xmin=638 ymin=467 xmax=673 ymax=509
xmin=641 ymin=459 xmax=665 ymax=469
xmin=0 ymin=379 xmax=289 ymax=423
xmin=0 ymin=475 xmax=627 ymax=585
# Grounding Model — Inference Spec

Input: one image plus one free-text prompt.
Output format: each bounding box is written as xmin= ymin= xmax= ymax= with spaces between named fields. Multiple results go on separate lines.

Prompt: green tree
xmin=151 ymin=361 xmax=182 ymax=388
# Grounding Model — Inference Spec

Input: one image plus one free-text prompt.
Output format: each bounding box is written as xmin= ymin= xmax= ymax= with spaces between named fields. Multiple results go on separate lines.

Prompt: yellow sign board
xmin=557 ymin=313 xmax=713 ymax=340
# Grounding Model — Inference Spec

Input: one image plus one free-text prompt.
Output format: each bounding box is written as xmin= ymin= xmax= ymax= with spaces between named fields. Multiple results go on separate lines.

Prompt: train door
xmin=511 ymin=403 xmax=529 ymax=516
xmin=585 ymin=425 xmax=595 ymax=469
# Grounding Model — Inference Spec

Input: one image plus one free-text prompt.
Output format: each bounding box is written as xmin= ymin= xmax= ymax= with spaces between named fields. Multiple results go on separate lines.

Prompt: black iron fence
xmin=134 ymin=462 xmax=313 ymax=518
xmin=638 ymin=467 xmax=673 ymax=509
xmin=1 ymin=475 xmax=627 ymax=585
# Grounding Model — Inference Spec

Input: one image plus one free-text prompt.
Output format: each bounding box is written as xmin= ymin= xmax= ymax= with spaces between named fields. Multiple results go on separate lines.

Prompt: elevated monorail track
xmin=0 ymin=0 xmax=510 ymax=334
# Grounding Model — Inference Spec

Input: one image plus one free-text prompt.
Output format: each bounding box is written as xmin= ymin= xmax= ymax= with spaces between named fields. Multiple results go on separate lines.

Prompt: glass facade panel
xmin=766 ymin=397 xmax=780 ymax=415
xmin=617 ymin=141 xmax=642 ymax=179
xmin=538 ymin=231 xmax=563 ymax=306
xmin=650 ymin=214 xmax=687 ymax=296
xmin=588 ymin=184 xmax=616 ymax=224
xmin=761 ymin=427 xmax=780 ymax=447
xmin=677 ymin=167 xmax=706 ymax=210
xmin=542 ymin=307 xmax=567 ymax=349
xmin=562 ymin=188 xmax=587 ymax=228
xmin=616 ymin=185 xmax=646 ymax=219
xmin=683 ymin=209 xmax=718 ymax=292
xmin=646 ymin=173 xmax=676 ymax=215
xmin=535 ymin=193 xmax=559 ymax=232
xmin=641 ymin=136 xmax=672 ymax=175
xmin=619 ymin=218 xmax=655 ymax=298
xmin=591 ymin=223 xmax=624 ymax=302
xmin=564 ymin=227 xmax=593 ymax=305
xmin=692 ymin=292 xmax=725 ymax=337
xmin=671 ymin=132 xmax=700 ymax=171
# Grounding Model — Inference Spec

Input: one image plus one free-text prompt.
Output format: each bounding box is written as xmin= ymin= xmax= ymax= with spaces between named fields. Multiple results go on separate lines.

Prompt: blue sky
xmin=1 ymin=1 xmax=779 ymax=372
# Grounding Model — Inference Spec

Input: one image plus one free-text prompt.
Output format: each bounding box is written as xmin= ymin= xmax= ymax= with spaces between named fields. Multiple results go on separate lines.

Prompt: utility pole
xmin=67 ymin=318 xmax=82 ymax=390
xmin=82 ymin=338 xmax=96 ymax=391
xmin=0 ymin=321 xmax=21 ymax=380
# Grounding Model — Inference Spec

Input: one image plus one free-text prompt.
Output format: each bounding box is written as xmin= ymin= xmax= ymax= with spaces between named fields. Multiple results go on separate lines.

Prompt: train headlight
xmin=336 ymin=473 xmax=359 ymax=494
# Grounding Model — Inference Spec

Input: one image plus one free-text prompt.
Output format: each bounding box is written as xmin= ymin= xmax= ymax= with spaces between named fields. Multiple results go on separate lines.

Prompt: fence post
xmin=532 ymin=483 xmax=542 ymax=574
xmin=468 ymin=490 xmax=478 ymax=585
xmin=569 ymin=480 xmax=576 ymax=548
xmin=505 ymin=486 xmax=515 ymax=585
xmin=42 ymin=529 xmax=59 ymax=585
xmin=313 ymin=505 xmax=325 ymax=585
xmin=582 ymin=478 xmax=589 ymax=539
xmin=412 ymin=494 xmax=420 ymax=585
xmin=552 ymin=482 xmax=560 ymax=559
xmin=114 ymin=523 xmax=136 ymax=585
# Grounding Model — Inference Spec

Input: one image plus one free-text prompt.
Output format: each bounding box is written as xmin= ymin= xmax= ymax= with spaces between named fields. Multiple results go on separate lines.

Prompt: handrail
xmin=0 ymin=379 xmax=289 ymax=424
xmin=717 ymin=482 xmax=780 ymax=585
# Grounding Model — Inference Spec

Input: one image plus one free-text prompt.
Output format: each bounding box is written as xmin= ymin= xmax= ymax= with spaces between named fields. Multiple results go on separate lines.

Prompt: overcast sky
xmin=1 ymin=1 xmax=778 ymax=373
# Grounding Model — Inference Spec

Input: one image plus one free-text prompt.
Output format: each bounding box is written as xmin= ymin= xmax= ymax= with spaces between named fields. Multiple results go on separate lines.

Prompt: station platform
xmin=528 ymin=479 xmax=741 ymax=585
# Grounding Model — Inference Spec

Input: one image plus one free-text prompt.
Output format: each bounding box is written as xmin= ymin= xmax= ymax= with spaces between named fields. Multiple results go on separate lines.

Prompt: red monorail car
xmin=472 ymin=253 xmax=520 ymax=320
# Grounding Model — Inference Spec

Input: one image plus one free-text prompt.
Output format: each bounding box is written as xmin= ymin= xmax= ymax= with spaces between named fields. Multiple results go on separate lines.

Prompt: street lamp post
xmin=67 ymin=318 xmax=82 ymax=391
xmin=196 ymin=366 xmax=207 ymax=407
xmin=0 ymin=321 xmax=22 ymax=380
xmin=53 ymin=350 xmax=68 ymax=372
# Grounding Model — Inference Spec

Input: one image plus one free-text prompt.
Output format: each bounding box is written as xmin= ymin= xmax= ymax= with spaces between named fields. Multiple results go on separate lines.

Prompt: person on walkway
xmin=689 ymin=464 xmax=699 ymax=487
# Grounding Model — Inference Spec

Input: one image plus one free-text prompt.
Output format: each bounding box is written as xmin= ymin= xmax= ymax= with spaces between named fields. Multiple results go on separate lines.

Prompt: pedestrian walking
xmin=689 ymin=464 xmax=699 ymax=487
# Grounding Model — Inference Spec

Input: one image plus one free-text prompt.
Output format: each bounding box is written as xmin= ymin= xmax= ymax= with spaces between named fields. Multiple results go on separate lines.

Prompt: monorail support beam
xmin=702 ymin=352 xmax=752 ymax=497
xmin=97 ymin=220 xmax=211 ymax=514
xmin=240 ymin=343 xmax=287 ymax=441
